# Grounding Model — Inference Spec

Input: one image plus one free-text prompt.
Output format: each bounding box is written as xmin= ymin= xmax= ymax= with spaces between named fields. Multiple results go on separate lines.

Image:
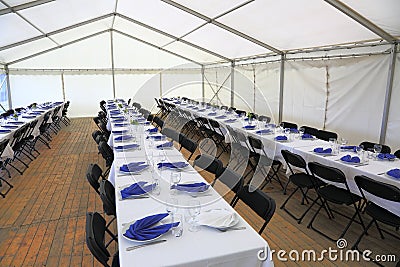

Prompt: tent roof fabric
xmin=0 ymin=0 xmax=399 ymax=66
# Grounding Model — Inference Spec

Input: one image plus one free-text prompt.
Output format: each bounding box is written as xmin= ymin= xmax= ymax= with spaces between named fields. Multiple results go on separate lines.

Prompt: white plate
xmin=198 ymin=209 xmax=239 ymax=229
xmin=339 ymin=159 xmax=366 ymax=165
xmin=119 ymin=183 xmax=152 ymax=199
xmin=314 ymin=151 xmax=333 ymax=156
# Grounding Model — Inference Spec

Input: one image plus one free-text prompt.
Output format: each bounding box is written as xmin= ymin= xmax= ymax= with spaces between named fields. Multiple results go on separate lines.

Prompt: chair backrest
xmin=315 ymin=130 xmax=338 ymax=142
xmin=308 ymin=161 xmax=346 ymax=184
xmin=99 ymin=180 xmax=116 ymax=216
xmin=153 ymin=116 xmax=164 ymax=129
xmin=236 ymin=185 xmax=276 ymax=233
xmin=248 ymin=135 xmax=263 ymax=151
xmin=280 ymin=121 xmax=298 ymax=129
xmin=98 ymin=141 xmax=114 ymax=167
xmin=281 ymin=149 xmax=307 ymax=170
xmin=213 ymin=167 xmax=243 ymax=195
xmin=359 ymin=141 xmax=391 ymax=154
xmin=258 ymin=115 xmax=271 ymax=123
xmin=179 ymin=136 xmax=197 ymax=160
xmin=92 ymin=130 xmax=103 ymax=142
xmin=395 ymin=149 xmax=400 ymax=159
xmin=235 ymin=110 xmax=246 ymax=116
xmin=300 ymin=125 xmax=319 ymax=136
xmin=193 ymin=154 xmax=223 ymax=178
xmin=354 ymin=175 xmax=400 ymax=203
xmin=85 ymin=212 xmax=111 ymax=267
xmin=161 ymin=127 xmax=182 ymax=143
xmin=86 ymin=164 xmax=104 ymax=194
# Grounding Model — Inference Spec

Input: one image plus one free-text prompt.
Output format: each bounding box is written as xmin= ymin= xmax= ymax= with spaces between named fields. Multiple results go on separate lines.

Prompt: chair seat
xmin=365 ymin=202 xmax=400 ymax=227
xmin=318 ymin=185 xmax=361 ymax=205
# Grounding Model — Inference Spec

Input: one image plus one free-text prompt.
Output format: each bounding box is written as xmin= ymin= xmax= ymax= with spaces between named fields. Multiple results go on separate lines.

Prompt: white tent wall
xmin=324 ymin=55 xmax=389 ymax=145
xmin=8 ymin=74 xmax=63 ymax=108
xmin=115 ymin=73 xmax=155 ymax=106
xmin=161 ymin=71 xmax=203 ymax=105
xmin=64 ymin=74 xmax=113 ymax=117
xmin=204 ymin=67 xmax=231 ymax=107
xmin=385 ymin=54 xmax=400 ymax=150
xmin=283 ymin=61 xmax=328 ymax=128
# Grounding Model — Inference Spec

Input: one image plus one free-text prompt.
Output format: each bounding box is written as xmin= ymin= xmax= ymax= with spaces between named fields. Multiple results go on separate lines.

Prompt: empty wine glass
xmin=188 ymin=200 xmax=201 ymax=232
xmin=166 ymin=198 xmax=178 ymax=221
xmin=373 ymin=144 xmax=382 ymax=160
xmin=299 ymin=128 xmax=305 ymax=136
xmin=170 ymin=172 xmax=181 ymax=195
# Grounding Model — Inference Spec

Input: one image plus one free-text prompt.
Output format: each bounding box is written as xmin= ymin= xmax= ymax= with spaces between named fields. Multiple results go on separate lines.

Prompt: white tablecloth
xmin=107 ymin=106 xmax=274 ymax=267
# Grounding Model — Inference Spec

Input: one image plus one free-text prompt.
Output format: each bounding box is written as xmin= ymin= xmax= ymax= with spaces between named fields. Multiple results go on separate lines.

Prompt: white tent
xmin=0 ymin=0 xmax=399 ymax=148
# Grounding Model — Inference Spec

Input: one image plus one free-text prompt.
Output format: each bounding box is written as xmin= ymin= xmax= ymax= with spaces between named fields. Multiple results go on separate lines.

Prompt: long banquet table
xmin=167 ymin=99 xmax=400 ymax=217
xmin=106 ymin=101 xmax=273 ymax=267
xmin=0 ymin=102 xmax=64 ymax=160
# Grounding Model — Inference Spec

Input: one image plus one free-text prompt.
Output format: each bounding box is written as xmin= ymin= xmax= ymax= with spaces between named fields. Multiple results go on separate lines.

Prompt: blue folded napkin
xmin=156 ymin=141 xmax=173 ymax=149
xmin=314 ymin=147 xmax=332 ymax=154
xmin=112 ymin=130 xmax=128 ymax=134
xmin=136 ymin=117 xmax=146 ymax=122
xmin=224 ymin=119 xmax=236 ymax=123
xmin=7 ymin=121 xmax=24 ymax=125
xmin=387 ymin=169 xmax=400 ymax=179
xmin=275 ymin=135 xmax=288 ymax=141
xmin=215 ymin=115 xmax=227 ymax=119
xmin=171 ymin=182 xmax=210 ymax=193
xmin=111 ymin=115 xmax=125 ymax=119
xmin=115 ymin=144 xmax=140 ymax=151
xmin=173 ymin=101 xmax=181 ymax=104
xmin=0 ymin=129 xmax=11 ymax=133
xmin=197 ymin=109 xmax=206 ymax=112
xmin=256 ymin=129 xmax=272 ymax=135
xmin=112 ymin=118 xmax=125 ymax=123
xmin=147 ymin=127 xmax=158 ymax=133
xmin=341 ymin=145 xmax=357 ymax=150
xmin=243 ymin=125 xmax=256 ymax=130
xmin=290 ymin=128 xmax=299 ymax=133
xmin=192 ymin=107 xmax=199 ymax=110
xmin=147 ymin=135 xmax=166 ymax=141
xmin=120 ymin=162 xmax=149 ymax=173
xmin=22 ymin=115 xmax=36 ymax=119
xmin=114 ymin=135 xmax=133 ymax=142
xmin=1 ymin=125 xmax=18 ymax=129
xmin=139 ymin=121 xmax=151 ymax=125
xmin=30 ymin=112 xmax=43 ymax=115
xmin=121 ymin=181 xmax=155 ymax=199
xmin=124 ymin=213 xmax=178 ymax=241
xmin=157 ymin=162 xmax=188 ymax=169
xmin=302 ymin=133 xmax=313 ymax=139
xmin=266 ymin=123 xmax=276 ymax=128
xmin=340 ymin=155 xmax=360 ymax=163
xmin=208 ymin=112 xmax=217 ymax=116
xmin=114 ymin=123 xmax=129 ymax=127
xmin=378 ymin=153 xmax=396 ymax=160
xmin=109 ymin=111 xmax=120 ymax=115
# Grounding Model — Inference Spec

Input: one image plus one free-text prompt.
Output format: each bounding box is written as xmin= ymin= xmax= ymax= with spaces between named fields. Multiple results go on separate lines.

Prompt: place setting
xmin=117 ymin=161 xmax=150 ymax=177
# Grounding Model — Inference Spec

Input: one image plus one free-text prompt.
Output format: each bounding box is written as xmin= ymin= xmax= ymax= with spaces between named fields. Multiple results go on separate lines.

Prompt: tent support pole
xmin=201 ymin=65 xmax=205 ymax=102
xmin=278 ymin=54 xmax=285 ymax=123
xmin=61 ymin=72 xmax=66 ymax=102
xmin=4 ymin=65 xmax=12 ymax=109
xmin=159 ymin=72 xmax=162 ymax=98
xmin=230 ymin=62 xmax=235 ymax=107
xmin=379 ymin=43 xmax=397 ymax=144
xmin=110 ymin=31 xmax=116 ymax=99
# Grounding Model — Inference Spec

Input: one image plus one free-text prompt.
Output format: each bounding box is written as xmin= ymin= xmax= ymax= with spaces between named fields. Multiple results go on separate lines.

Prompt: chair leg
xmin=352 ymin=219 xmax=374 ymax=250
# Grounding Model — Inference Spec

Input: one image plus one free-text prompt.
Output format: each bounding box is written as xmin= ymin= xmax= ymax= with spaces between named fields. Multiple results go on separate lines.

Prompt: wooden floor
xmin=0 ymin=118 xmax=398 ymax=267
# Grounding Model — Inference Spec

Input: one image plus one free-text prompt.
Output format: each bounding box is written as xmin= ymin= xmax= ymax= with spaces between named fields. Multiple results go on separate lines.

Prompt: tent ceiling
xmin=1 ymin=0 xmax=398 ymax=66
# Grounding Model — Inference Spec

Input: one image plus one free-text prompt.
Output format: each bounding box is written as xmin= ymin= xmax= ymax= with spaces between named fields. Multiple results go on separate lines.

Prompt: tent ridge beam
xmin=112 ymin=29 xmax=201 ymax=66
xmin=116 ymin=13 xmax=231 ymax=62
xmin=324 ymin=0 xmax=396 ymax=43
xmin=7 ymin=29 xmax=111 ymax=66
xmin=0 ymin=13 xmax=115 ymax=52
xmin=0 ymin=0 xmax=55 ymax=16
xmin=161 ymin=0 xmax=283 ymax=55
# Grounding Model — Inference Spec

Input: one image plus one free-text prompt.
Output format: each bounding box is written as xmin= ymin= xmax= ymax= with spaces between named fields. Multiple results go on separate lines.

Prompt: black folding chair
xmin=258 ymin=115 xmax=271 ymax=123
xmin=179 ymin=135 xmax=197 ymax=160
xmin=98 ymin=141 xmax=114 ymax=176
xmin=0 ymin=139 xmax=11 ymax=179
xmin=280 ymin=150 xmax=324 ymax=223
xmin=193 ymin=153 xmax=224 ymax=182
xmin=99 ymin=180 xmax=117 ymax=231
xmin=359 ymin=141 xmax=391 ymax=154
xmin=315 ymin=130 xmax=338 ymax=142
xmin=86 ymin=163 xmax=106 ymax=195
xmin=212 ymin=167 xmax=244 ymax=206
xmin=352 ymin=175 xmax=400 ymax=252
xmin=86 ymin=212 xmax=119 ymax=267
xmin=395 ymin=149 xmax=400 ymax=159
xmin=308 ymin=162 xmax=365 ymax=241
xmin=280 ymin=121 xmax=298 ymax=129
xmin=232 ymin=185 xmax=276 ymax=234
xmin=300 ymin=125 xmax=319 ymax=136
